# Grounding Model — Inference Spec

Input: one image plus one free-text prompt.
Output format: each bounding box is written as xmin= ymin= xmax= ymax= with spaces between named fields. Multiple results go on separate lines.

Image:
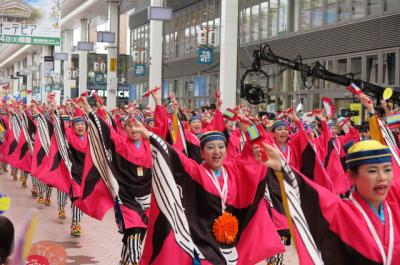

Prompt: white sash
xmin=204 ymin=166 xmax=228 ymax=211
xmin=333 ymin=138 xmax=341 ymax=155
xmin=350 ymin=195 xmax=394 ymax=265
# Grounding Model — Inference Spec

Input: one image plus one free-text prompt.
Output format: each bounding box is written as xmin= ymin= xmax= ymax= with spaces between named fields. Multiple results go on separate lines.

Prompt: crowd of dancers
xmin=0 ymin=88 xmax=399 ymax=265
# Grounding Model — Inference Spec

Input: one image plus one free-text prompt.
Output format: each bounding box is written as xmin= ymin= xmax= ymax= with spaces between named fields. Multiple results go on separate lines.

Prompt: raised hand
xmin=286 ymin=108 xmax=299 ymax=122
xmin=262 ymin=143 xmax=282 ymax=172
xmin=150 ymin=89 xmax=161 ymax=106
xmin=358 ymin=93 xmax=374 ymax=115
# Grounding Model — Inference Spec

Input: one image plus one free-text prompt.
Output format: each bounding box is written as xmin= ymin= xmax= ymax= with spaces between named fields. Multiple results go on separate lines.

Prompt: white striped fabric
xmin=281 ymin=159 xmax=325 ymax=265
xmin=377 ymin=118 xmax=400 ymax=167
xmin=149 ymin=132 xmax=205 ymax=260
xmin=87 ymin=111 xmax=119 ymax=199
xmin=53 ymin=110 xmax=73 ymax=172
xmin=36 ymin=114 xmax=51 ymax=155
xmin=10 ymin=111 xmax=21 ymax=143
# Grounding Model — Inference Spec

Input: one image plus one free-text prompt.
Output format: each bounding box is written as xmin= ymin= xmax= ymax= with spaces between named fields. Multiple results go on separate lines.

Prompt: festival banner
xmin=0 ymin=0 xmax=61 ymax=46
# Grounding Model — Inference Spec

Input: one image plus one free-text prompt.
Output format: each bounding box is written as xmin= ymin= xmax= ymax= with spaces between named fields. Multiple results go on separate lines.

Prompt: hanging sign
xmin=134 ymin=64 xmax=147 ymax=77
xmin=198 ymin=47 xmax=214 ymax=65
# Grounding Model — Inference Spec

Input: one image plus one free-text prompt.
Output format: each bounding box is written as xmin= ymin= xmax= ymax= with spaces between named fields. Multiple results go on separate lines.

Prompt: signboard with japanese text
xmin=198 ymin=47 xmax=214 ymax=64
xmin=134 ymin=64 xmax=146 ymax=77
xmin=0 ymin=0 xmax=61 ymax=46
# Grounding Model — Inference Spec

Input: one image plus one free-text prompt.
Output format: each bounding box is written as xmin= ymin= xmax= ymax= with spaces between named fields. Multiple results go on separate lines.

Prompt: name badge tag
xmin=137 ymin=166 xmax=143 ymax=176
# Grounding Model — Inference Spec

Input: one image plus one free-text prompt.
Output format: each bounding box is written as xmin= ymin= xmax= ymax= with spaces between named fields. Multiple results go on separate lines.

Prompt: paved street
xmin=1 ymin=171 xmax=298 ymax=265
xmin=1 ymin=171 xmax=121 ymax=264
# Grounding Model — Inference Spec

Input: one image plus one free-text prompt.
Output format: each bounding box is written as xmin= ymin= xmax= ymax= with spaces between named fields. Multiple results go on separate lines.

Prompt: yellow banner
xmin=109 ymin=58 xmax=117 ymax=72
xmin=350 ymin=103 xmax=362 ymax=125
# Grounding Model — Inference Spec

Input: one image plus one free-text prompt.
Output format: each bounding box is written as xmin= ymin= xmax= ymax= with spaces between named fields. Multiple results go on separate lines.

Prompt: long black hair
xmin=0 ymin=216 xmax=14 ymax=264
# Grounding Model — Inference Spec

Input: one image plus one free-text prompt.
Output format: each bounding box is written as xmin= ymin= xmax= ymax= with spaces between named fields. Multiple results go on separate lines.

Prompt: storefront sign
xmin=0 ymin=0 xmax=61 ymax=46
xmin=95 ymin=73 xmax=106 ymax=84
xmin=89 ymin=89 xmax=130 ymax=99
xmin=198 ymin=47 xmax=214 ymax=64
xmin=134 ymin=64 xmax=147 ymax=77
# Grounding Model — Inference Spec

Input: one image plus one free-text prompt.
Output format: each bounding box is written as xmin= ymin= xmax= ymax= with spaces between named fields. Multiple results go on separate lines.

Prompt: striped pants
xmin=21 ymin=171 xmax=29 ymax=181
xmin=37 ymin=181 xmax=52 ymax=199
xmin=10 ymin=166 xmax=18 ymax=177
xmin=265 ymin=253 xmax=284 ymax=265
xmin=71 ymin=204 xmax=83 ymax=224
xmin=120 ymin=228 xmax=146 ymax=265
xmin=58 ymin=191 xmax=83 ymax=225
xmin=31 ymin=175 xmax=38 ymax=189
xmin=57 ymin=190 xmax=68 ymax=211
xmin=0 ymin=162 xmax=7 ymax=171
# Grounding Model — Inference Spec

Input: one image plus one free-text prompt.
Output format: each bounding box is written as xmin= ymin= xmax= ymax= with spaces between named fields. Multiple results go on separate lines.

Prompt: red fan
xmin=322 ymin=97 xmax=335 ymax=119
xmin=346 ymin=83 xmax=371 ymax=104
xmin=80 ymin=91 xmax=89 ymax=97
xmin=143 ymin=86 xmax=160 ymax=98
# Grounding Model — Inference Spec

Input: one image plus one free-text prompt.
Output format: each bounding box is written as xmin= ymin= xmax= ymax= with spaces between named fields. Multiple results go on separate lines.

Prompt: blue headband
xmin=61 ymin=115 xmax=70 ymax=121
xmin=190 ymin=115 xmax=201 ymax=123
xmin=145 ymin=117 xmax=154 ymax=124
xmin=271 ymin=120 xmax=288 ymax=131
xmin=72 ymin=117 xmax=84 ymax=124
xmin=199 ymin=131 xmax=226 ymax=149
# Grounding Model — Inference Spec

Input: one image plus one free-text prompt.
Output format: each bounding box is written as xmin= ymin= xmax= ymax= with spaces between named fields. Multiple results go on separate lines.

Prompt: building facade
xmin=129 ymin=0 xmax=400 ymax=113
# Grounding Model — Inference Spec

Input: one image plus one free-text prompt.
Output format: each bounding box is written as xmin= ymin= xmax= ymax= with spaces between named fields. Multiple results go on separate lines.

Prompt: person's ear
xmin=348 ymin=169 xmax=357 ymax=180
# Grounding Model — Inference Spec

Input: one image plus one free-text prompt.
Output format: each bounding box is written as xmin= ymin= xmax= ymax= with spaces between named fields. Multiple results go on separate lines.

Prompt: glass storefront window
xmin=243 ymin=7 xmax=251 ymax=43
xmin=382 ymin=52 xmax=396 ymax=85
xmin=164 ymin=34 xmax=170 ymax=58
xmin=385 ymin=0 xmax=400 ymax=12
xmin=351 ymin=57 xmax=362 ymax=80
xmin=313 ymin=93 xmax=320 ymax=109
xmin=311 ymin=0 xmax=323 ymax=28
xmin=322 ymin=61 xmax=335 ymax=98
xmin=184 ymin=27 xmax=190 ymax=55
xmin=300 ymin=0 xmax=311 ymax=31
xmin=251 ymin=4 xmax=260 ymax=42
xmin=190 ymin=25 xmax=196 ymax=54
xmin=260 ymin=1 xmax=269 ymax=40
xmin=337 ymin=58 xmax=348 ymax=75
xmin=366 ymin=55 xmax=379 ymax=84
xmin=278 ymin=0 xmax=288 ymax=33
xmin=352 ymin=0 xmax=365 ymax=19
xmin=367 ymin=0 xmax=382 ymax=15
xmin=338 ymin=0 xmax=351 ymax=22
xmin=325 ymin=0 xmax=337 ymax=25
xmin=269 ymin=0 xmax=278 ymax=37
xmin=214 ymin=17 xmax=220 ymax=47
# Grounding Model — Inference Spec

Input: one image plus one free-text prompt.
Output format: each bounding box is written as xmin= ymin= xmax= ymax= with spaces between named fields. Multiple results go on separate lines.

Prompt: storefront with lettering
xmin=87 ymin=53 xmax=132 ymax=106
